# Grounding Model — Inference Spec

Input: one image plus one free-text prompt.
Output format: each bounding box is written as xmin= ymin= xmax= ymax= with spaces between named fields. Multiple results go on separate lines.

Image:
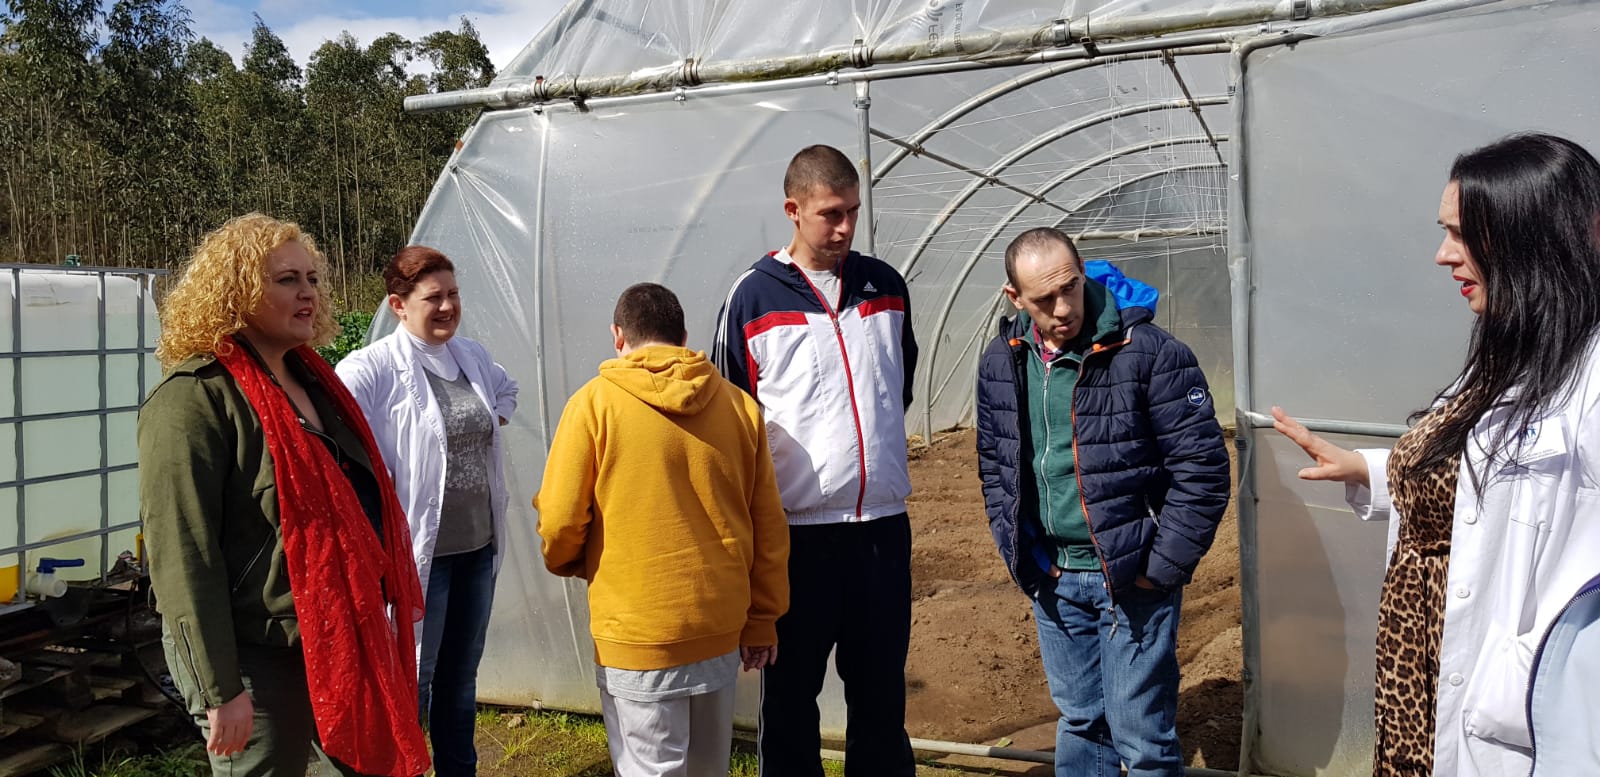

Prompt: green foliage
xmin=0 ymin=2 xmax=490 ymax=314
xmin=316 ymin=309 xmax=375 ymax=365
xmin=49 ymin=744 xmax=206 ymax=777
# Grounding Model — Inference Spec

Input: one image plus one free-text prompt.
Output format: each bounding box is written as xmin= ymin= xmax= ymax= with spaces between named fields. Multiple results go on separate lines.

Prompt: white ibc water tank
xmin=0 ymin=267 xmax=162 ymax=603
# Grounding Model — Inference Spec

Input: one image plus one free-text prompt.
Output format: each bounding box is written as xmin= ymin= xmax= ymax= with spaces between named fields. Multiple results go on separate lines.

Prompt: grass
xmin=469 ymin=707 xmax=993 ymax=777
xmin=728 ymin=751 xmax=848 ymax=776
xmin=53 ymin=709 xmax=992 ymax=777
xmin=48 ymin=744 xmax=206 ymax=777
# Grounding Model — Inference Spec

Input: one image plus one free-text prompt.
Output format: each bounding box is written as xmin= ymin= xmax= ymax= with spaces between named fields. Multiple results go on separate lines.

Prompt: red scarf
xmin=217 ymin=343 xmax=430 ymax=777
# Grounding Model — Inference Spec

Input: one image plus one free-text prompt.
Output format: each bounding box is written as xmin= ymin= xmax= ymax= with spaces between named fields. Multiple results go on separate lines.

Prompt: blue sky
xmin=187 ymin=0 xmax=567 ymax=72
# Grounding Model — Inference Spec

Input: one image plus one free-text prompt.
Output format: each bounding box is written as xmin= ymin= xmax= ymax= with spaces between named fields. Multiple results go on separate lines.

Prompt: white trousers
xmin=600 ymin=683 xmax=737 ymax=777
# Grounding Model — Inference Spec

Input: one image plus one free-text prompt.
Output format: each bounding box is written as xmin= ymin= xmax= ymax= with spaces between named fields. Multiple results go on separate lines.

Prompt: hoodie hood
xmin=1084 ymin=260 xmax=1159 ymax=317
xmin=599 ymin=345 xmax=721 ymax=416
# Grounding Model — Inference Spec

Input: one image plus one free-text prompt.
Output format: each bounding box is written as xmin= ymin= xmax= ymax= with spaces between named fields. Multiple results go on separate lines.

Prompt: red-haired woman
xmin=337 ymin=246 xmax=518 ymax=777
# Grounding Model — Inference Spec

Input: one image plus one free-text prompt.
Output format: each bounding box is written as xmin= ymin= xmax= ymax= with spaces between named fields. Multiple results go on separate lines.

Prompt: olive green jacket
xmin=139 ymin=350 xmax=378 ymax=709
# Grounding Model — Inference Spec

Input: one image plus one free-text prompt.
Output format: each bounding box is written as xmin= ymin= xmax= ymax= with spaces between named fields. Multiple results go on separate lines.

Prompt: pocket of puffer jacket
xmin=1462 ymin=632 xmax=1536 ymax=749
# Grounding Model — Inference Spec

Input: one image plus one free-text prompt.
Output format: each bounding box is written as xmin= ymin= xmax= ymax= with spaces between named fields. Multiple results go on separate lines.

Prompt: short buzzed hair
xmin=1003 ymin=227 xmax=1082 ymax=288
xmin=784 ymin=145 xmax=860 ymax=198
xmin=614 ymin=283 xmax=687 ymax=347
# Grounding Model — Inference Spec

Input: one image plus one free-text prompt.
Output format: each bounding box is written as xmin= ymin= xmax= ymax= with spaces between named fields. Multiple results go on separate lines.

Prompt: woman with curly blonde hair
xmin=140 ymin=213 xmax=429 ymax=777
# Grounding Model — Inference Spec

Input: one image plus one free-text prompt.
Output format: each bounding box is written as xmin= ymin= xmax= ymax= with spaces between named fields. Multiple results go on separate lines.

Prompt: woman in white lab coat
xmin=1274 ymin=132 xmax=1600 ymax=777
xmin=336 ymin=246 xmax=517 ymax=777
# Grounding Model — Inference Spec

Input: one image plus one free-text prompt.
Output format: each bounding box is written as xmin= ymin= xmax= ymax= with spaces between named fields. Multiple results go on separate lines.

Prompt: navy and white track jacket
xmin=713 ymin=249 xmax=918 ymax=525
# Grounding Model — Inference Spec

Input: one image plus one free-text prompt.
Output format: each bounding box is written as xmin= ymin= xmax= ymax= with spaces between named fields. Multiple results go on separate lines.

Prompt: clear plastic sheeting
xmin=406 ymin=0 xmax=1239 ymax=742
xmin=1236 ymin=0 xmax=1600 ymax=773
xmin=396 ymin=88 xmax=859 ymax=724
xmin=503 ymin=0 xmax=1245 ymax=91
xmin=389 ymin=0 xmax=1597 ymax=764
xmin=868 ymin=53 xmax=1231 ymax=434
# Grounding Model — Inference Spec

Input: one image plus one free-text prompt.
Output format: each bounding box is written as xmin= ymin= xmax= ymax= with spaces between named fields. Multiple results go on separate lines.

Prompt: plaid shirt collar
xmin=1032 ymin=324 xmax=1064 ymax=364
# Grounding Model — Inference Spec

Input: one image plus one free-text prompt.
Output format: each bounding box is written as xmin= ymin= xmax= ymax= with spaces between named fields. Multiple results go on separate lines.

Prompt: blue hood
xmin=1084 ymin=259 xmax=1159 ymax=316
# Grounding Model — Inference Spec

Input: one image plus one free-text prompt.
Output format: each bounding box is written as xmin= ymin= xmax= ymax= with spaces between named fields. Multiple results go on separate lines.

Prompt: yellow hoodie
xmin=535 ymin=345 xmax=790 ymax=671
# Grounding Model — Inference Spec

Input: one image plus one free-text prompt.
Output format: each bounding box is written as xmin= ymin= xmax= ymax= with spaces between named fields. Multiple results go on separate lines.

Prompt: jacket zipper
xmin=795 ymin=265 xmax=869 ymax=518
xmin=1523 ymin=582 xmax=1600 ymax=776
xmin=1041 ymin=360 xmax=1057 ymax=548
xmin=178 ymin=620 xmax=213 ymax=707
xmin=230 ymin=534 xmax=274 ymax=594
xmin=1006 ymin=341 xmax=1030 ymax=594
xmin=1069 ymin=339 xmax=1131 ymax=613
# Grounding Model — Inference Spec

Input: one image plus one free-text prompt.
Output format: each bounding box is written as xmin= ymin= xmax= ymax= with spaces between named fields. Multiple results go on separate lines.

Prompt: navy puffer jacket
xmin=975 ymin=270 xmax=1230 ymax=598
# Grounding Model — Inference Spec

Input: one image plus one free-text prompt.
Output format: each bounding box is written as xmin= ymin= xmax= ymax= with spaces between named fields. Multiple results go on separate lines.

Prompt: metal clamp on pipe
xmin=678 ymin=57 xmax=702 ymax=87
xmin=851 ymin=38 xmax=871 ymax=69
xmin=1052 ymin=18 xmax=1073 ymax=47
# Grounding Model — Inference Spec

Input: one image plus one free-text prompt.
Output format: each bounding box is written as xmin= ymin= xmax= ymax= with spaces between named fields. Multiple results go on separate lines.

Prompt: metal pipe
xmin=405 ymin=0 xmax=1426 ymax=114
xmin=531 ymin=114 xmax=554 ymax=446
xmin=0 ymin=520 xmax=142 ymax=557
xmin=97 ymin=272 xmax=109 ymax=582
xmin=871 ymin=129 xmax=1072 ymax=216
xmin=918 ymin=162 xmax=1225 ymax=439
xmin=0 ymin=347 xmax=152 ymax=359
xmin=835 ymin=738 xmax=1269 ymax=776
xmin=0 ymin=405 xmax=142 ymax=425
xmin=907 ymin=737 xmax=1051 ymax=763
xmin=1162 ymin=51 xmax=1227 ymax=165
xmin=940 ymin=134 xmax=1231 ymax=295
xmin=10 ymin=268 xmax=22 ymax=604
xmin=512 ymin=31 xmax=1243 ymax=117
xmin=1228 ymin=28 xmax=1300 ymax=776
xmin=896 ymin=95 xmax=1229 ymax=279
xmin=0 ymin=263 xmax=164 ymax=276
xmin=1239 ymin=410 xmax=1408 ymax=438
xmin=1045 ymin=163 xmax=1227 ymax=232
xmin=1072 ymin=226 xmax=1228 ymax=241
xmin=870 ymin=44 xmax=1231 ymax=183
xmin=855 ymin=81 xmax=876 ymax=256
xmin=0 ymin=463 xmax=139 ymax=491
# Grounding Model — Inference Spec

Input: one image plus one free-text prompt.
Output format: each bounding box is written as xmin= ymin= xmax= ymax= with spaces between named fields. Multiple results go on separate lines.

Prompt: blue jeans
xmin=1033 ymin=570 xmax=1183 ymax=777
xmin=418 ymin=543 xmax=496 ymax=777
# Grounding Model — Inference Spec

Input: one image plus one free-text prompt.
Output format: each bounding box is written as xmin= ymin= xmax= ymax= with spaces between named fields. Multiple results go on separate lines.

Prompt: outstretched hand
xmin=1270 ymin=406 xmax=1371 ymax=488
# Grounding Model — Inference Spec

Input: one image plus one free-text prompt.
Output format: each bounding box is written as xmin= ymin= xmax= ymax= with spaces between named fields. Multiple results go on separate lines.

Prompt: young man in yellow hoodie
xmin=536 ymin=282 xmax=790 ymax=777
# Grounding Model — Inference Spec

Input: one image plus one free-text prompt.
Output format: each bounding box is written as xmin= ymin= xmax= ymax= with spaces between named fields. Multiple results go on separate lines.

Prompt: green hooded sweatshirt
xmin=1023 ymin=280 xmax=1124 ymax=571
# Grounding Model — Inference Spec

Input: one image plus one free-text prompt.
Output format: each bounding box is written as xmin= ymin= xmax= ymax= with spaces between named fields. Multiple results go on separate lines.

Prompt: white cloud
xmin=189 ymin=0 xmax=566 ymax=75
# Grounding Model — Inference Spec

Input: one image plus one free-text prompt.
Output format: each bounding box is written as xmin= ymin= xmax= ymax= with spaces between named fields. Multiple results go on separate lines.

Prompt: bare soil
xmin=903 ymin=428 xmax=1242 ymax=771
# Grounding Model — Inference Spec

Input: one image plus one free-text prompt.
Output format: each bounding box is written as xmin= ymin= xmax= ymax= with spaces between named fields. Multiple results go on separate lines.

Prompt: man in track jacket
xmin=975 ymin=227 xmax=1229 ymax=777
xmin=713 ymin=144 xmax=918 ymax=777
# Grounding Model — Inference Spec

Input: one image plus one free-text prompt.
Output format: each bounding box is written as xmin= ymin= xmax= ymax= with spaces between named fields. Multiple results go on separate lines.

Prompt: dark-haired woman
xmin=1273 ymin=132 xmax=1600 ymax=777
xmin=337 ymin=246 xmax=518 ymax=777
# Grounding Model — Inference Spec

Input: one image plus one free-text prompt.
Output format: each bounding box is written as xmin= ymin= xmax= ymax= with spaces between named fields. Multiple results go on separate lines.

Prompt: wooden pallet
xmin=0 ymin=743 xmax=70 ymax=777
xmin=51 ymin=705 xmax=158 ymax=745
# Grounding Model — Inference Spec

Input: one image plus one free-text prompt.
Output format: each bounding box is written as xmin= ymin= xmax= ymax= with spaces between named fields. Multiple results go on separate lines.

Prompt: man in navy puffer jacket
xmin=975 ymin=227 xmax=1229 ymax=777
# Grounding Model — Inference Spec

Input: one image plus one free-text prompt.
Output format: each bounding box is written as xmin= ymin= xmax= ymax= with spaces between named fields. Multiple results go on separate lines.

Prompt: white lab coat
xmin=1528 ymin=574 xmax=1600 ymax=776
xmin=336 ymin=330 xmax=518 ymax=597
xmin=1345 ymin=346 xmax=1600 ymax=777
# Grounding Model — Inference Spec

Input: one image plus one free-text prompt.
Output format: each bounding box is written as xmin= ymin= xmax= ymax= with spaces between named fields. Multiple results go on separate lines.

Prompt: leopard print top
xmin=1373 ymin=392 xmax=1474 ymax=776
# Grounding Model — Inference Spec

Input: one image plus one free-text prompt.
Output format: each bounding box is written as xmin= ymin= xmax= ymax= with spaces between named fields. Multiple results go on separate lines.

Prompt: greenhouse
xmin=388 ymin=0 xmax=1600 ymax=773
